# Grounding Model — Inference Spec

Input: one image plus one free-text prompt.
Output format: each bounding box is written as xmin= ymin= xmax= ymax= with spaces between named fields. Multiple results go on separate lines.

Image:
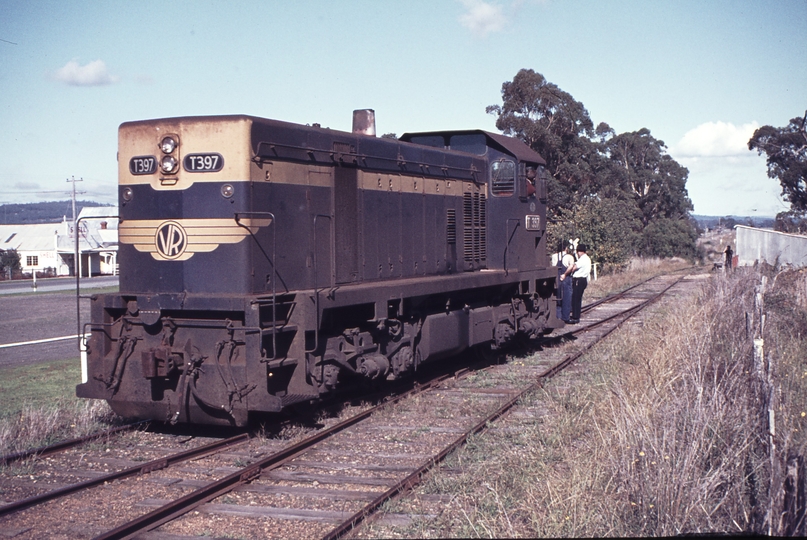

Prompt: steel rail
xmin=0 ymin=432 xmax=250 ymax=518
xmin=323 ymin=274 xmax=687 ymax=539
xmin=566 ymin=274 xmax=687 ymax=339
xmin=579 ymin=274 xmax=656 ymax=313
xmin=580 ymin=266 xmax=694 ymax=314
xmin=93 ymin=372 xmax=457 ymax=540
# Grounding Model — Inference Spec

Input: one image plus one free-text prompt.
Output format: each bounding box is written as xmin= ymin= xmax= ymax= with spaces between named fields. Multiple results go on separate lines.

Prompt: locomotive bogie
xmin=77 ymin=112 xmax=562 ymax=426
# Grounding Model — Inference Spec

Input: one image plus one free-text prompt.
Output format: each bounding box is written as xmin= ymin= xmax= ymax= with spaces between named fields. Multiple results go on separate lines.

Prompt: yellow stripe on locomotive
xmin=119 ymin=217 xmax=273 ymax=261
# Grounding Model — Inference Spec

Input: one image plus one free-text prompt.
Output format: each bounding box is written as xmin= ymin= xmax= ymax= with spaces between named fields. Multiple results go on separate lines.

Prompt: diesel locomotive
xmin=76 ymin=110 xmax=563 ymax=426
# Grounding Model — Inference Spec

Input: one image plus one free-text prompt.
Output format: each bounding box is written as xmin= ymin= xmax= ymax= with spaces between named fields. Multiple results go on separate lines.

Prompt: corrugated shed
xmin=735 ymin=225 xmax=807 ymax=268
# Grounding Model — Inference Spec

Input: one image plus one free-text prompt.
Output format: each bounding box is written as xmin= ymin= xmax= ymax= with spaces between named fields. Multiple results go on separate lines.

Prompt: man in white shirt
xmin=560 ymin=243 xmax=591 ymax=324
xmin=555 ymin=242 xmax=576 ymax=323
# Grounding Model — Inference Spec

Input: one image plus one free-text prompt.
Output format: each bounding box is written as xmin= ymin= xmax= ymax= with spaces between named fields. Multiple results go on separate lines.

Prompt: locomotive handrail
xmin=252 ymin=140 xmax=482 ymax=182
xmin=74 ymin=214 xmax=119 ymax=351
xmin=234 ymin=211 xmax=277 ymax=359
xmin=310 ymin=214 xmax=334 ymax=353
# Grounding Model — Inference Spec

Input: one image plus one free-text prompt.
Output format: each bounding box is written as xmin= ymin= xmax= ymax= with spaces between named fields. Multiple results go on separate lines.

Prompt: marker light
xmin=221 ymin=184 xmax=234 ymax=198
xmin=122 ymin=187 xmax=134 ymax=202
xmin=160 ymin=155 xmax=178 ymax=173
xmin=160 ymin=136 xmax=178 ymax=154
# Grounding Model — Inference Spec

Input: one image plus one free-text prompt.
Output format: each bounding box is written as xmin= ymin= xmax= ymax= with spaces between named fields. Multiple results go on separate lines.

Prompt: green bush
xmin=640 ymin=217 xmax=699 ymax=259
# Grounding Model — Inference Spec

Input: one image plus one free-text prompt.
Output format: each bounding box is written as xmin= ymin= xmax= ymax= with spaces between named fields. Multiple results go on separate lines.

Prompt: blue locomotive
xmin=76 ymin=110 xmax=562 ymax=426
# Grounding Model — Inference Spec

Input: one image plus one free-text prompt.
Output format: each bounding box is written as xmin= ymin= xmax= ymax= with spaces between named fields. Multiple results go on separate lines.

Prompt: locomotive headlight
xmin=160 ymin=155 xmax=178 ymax=173
xmin=221 ymin=184 xmax=234 ymax=198
xmin=160 ymin=136 xmax=178 ymax=154
xmin=121 ymin=187 xmax=134 ymax=202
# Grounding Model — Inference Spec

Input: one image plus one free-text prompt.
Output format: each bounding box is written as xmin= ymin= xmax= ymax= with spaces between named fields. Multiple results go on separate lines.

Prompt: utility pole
xmin=67 ymin=176 xmax=84 ymax=277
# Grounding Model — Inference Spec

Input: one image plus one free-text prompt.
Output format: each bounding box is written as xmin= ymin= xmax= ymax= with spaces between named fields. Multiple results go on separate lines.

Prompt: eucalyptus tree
xmin=488 ymin=69 xmax=698 ymax=264
xmin=486 ymin=68 xmax=601 ymax=213
xmin=748 ymin=112 xmax=807 ymax=212
xmin=603 ymin=128 xmax=693 ymax=226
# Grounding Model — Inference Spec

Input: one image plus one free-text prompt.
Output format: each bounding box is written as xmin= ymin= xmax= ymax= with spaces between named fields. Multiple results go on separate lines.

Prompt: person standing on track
xmin=724 ymin=244 xmax=733 ymax=271
xmin=555 ymin=242 xmax=575 ymax=323
xmin=560 ymin=243 xmax=591 ymax=324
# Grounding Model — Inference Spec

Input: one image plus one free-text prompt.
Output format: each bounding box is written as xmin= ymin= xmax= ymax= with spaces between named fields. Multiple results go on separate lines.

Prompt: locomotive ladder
xmin=74 ymin=213 xmax=120 ymax=352
xmin=234 ymin=212 xmax=284 ymax=361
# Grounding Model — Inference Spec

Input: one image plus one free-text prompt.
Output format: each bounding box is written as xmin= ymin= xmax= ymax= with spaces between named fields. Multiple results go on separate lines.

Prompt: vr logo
xmin=155 ymin=221 xmax=188 ymax=260
xmin=122 ymin=217 xmax=271 ymax=261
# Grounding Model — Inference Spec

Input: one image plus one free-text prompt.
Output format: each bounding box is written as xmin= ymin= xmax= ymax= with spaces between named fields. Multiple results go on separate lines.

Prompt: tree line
xmin=487 ymin=69 xmax=699 ymax=270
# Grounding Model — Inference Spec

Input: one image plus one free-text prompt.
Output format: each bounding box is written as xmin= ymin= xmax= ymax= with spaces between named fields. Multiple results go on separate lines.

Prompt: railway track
xmin=0 ymin=271 xmax=697 ymax=539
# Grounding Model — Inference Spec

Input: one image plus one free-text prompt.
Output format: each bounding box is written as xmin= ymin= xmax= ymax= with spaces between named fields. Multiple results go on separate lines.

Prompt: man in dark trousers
xmin=555 ymin=242 xmax=575 ymax=323
xmin=724 ymin=245 xmax=733 ymax=270
xmin=560 ymin=243 xmax=591 ymax=324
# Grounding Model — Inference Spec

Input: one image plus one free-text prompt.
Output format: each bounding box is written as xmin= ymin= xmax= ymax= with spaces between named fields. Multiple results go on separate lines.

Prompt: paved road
xmin=0 ymin=275 xmax=118 ymax=295
xmin=0 ymin=277 xmax=118 ymax=368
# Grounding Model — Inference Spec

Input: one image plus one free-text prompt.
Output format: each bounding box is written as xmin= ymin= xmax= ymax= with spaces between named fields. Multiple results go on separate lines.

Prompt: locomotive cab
xmin=400 ymin=129 xmax=550 ymax=274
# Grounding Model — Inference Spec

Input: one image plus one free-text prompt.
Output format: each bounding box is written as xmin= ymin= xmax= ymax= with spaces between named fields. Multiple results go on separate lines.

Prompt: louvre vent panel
xmin=462 ymin=192 xmax=487 ymax=266
xmin=446 ymin=209 xmax=457 ymax=245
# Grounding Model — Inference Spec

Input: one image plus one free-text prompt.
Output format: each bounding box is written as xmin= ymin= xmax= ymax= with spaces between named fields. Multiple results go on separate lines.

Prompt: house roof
xmin=77 ymin=206 xmax=119 ymax=229
xmin=0 ymin=210 xmax=120 ymax=254
xmin=0 ymin=223 xmax=62 ymax=252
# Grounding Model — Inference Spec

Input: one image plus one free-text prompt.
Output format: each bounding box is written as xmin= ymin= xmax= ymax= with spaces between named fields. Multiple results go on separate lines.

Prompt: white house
xmin=0 ymin=222 xmax=68 ymax=276
xmin=0 ymin=206 xmax=118 ymax=277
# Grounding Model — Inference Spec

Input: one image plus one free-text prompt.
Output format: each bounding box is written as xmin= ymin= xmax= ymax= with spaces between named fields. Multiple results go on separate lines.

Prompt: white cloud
xmin=680 ymin=153 xmax=785 ymax=216
xmin=670 ymin=120 xmax=759 ymax=158
xmin=668 ymin=122 xmax=785 ymax=216
xmin=53 ymin=59 xmax=119 ymax=86
xmin=459 ymin=0 xmax=507 ymax=37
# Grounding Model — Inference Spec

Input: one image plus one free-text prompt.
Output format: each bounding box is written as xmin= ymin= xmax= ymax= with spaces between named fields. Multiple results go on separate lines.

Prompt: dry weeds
xmin=369 ymin=266 xmax=807 ymax=538
xmin=0 ymin=398 xmax=116 ymax=457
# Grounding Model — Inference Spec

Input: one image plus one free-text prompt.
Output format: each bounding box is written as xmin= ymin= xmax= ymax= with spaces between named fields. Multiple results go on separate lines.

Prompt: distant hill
xmin=692 ymin=214 xmax=776 ymax=230
xmin=0 ymin=201 xmax=110 ymax=225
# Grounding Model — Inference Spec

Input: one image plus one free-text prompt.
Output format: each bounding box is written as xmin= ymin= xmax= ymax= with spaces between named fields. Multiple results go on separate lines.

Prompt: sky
xmin=1 ymin=0 xmax=805 ymax=218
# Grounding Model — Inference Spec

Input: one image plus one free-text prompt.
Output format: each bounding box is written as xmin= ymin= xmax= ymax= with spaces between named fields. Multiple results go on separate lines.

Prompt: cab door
xmin=485 ymin=155 xmax=546 ymax=272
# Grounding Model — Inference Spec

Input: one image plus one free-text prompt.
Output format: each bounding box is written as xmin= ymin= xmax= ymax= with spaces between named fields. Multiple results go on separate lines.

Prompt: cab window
xmin=491 ymin=159 xmax=515 ymax=196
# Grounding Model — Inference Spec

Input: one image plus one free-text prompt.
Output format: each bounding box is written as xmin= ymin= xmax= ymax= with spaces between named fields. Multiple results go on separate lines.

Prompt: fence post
xmin=750 ymin=275 xmax=778 ymax=535
xmin=783 ymin=454 xmax=806 ymax=535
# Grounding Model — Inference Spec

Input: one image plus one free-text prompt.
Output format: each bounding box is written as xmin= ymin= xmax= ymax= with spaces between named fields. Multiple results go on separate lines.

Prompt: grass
xmin=362 ymin=264 xmax=807 ymax=538
xmin=0 ymin=358 xmax=117 ymax=455
xmin=0 ymin=358 xmax=82 ymax=418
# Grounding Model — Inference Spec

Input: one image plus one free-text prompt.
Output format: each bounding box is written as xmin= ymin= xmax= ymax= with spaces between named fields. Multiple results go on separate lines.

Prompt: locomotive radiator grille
xmin=463 ymin=192 xmax=487 ymax=267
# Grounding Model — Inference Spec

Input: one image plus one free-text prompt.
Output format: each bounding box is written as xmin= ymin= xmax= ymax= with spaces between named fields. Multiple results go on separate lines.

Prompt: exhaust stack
xmin=352 ymin=109 xmax=376 ymax=137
